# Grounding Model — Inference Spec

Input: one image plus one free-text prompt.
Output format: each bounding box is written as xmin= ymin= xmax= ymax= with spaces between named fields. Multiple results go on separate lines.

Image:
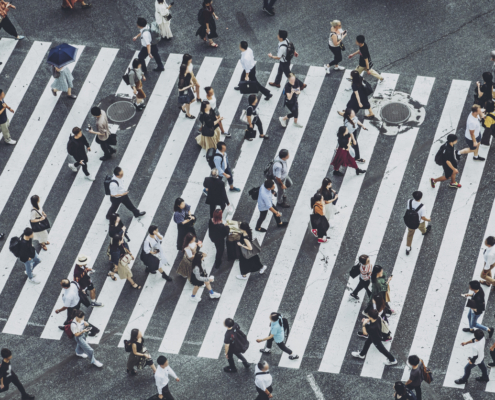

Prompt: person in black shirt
xmin=475 ymin=72 xmax=493 ymax=107
xmin=246 ymin=95 xmax=268 ymax=140
xmin=431 ymin=134 xmax=462 ymax=189
xmin=340 ymin=70 xmax=374 ymax=119
xmin=0 ymin=89 xmax=16 ymax=144
xmin=208 ymin=209 xmax=230 ymax=269
xmin=331 ymin=126 xmax=366 ymax=176
xmin=67 ymin=127 xmax=95 ymax=180
xmin=0 ymin=348 xmax=34 ymax=399
xmin=279 ymin=73 xmax=303 ymax=129
xmin=348 ymin=35 xmax=384 ymax=82
xmin=223 ymin=318 xmax=250 ymax=373
xmin=18 ymin=228 xmax=41 ymax=284
xmin=204 ymin=169 xmax=230 ymax=218
xmin=462 ymin=280 xmax=494 ymax=337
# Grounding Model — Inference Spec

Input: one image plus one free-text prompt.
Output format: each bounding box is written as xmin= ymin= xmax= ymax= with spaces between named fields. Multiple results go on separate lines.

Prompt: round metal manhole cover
xmin=106 ymin=101 xmax=136 ymax=123
xmin=380 ymin=102 xmax=411 ymax=125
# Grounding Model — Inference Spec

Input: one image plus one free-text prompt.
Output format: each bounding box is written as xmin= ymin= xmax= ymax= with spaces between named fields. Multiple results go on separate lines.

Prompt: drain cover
xmin=106 ymin=101 xmax=136 ymax=123
xmin=380 ymin=102 xmax=411 ymax=125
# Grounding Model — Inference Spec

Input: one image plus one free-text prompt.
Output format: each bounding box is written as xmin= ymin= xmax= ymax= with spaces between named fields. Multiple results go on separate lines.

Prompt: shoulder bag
xmin=240 ymin=238 xmax=261 ymax=259
xmin=30 ymin=209 xmax=51 ymax=232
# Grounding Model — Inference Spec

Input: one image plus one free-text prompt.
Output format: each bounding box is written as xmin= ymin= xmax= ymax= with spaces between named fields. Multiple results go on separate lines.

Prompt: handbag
xmin=420 ymin=358 xmax=434 ymax=384
xmin=166 ymin=13 xmax=172 ymax=21
xmin=384 ymin=284 xmax=391 ymax=303
xmin=178 ymin=92 xmax=189 ymax=104
xmin=339 ymin=42 xmax=346 ymax=51
xmin=363 ymin=80 xmax=374 ymax=96
xmin=240 ymin=109 xmax=249 ymax=124
xmin=244 ymin=128 xmax=256 ymax=140
xmin=285 ymin=176 xmax=293 ymax=188
xmin=349 ymin=147 xmax=356 ymax=158
xmin=30 ymin=209 xmax=51 ymax=232
xmin=51 ymin=65 xmax=61 ymax=79
xmin=241 ymin=238 xmax=261 ymax=259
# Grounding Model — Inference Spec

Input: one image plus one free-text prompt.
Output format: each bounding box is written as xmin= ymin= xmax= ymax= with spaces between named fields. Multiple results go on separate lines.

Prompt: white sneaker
xmin=351 ymin=351 xmax=365 ymax=359
xmin=279 ymin=117 xmax=287 ymax=127
xmin=345 ymin=87 xmax=352 ymax=91
xmin=76 ymin=352 xmax=88 ymax=358
xmin=324 ymin=64 xmax=331 ymax=74
xmin=293 ymin=122 xmax=303 ymax=128
xmin=5 ymin=138 xmax=16 ymax=145
xmin=209 ymin=291 xmax=221 ymax=299
xmin=92 ymin=360 xmax=103 ymax=368
xmin=189 ymin=296 xmax=201 ymax=302
xmin=24 ymin=271 xmax=36 ymax=277
xmin=259 ymin=265 xmax=268 ymax=274
xmin=85 ymin=174 xmax=95 ymax=181
xmin=28 ymin=277 xmax=40 ymax=284
xmin=334 ymin=65 xmax=345 ymax=71
xmin=384 ymin=359 xmax=397 ymax=366
xmin=236 ymin=275 xmax=248 ymax=280
xmin=68 ymin=163 xmax=78 ymax=172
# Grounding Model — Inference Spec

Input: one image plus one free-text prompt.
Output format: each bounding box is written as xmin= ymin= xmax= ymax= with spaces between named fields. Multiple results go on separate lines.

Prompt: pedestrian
xmin=213 ymin=142 xmax=240 ymax=193
xmin=56 ymin=279 xmax=81 ymax=329
xmin=142 ymin=225 xmax=172 ymax=281
xmin=196 ymin=0 xmax=219 ymax=48
xmin=342 ymin=107 xmax=367 ymax=163
xmin=255 ymin=179 xmax=288 ymax=233
xmin=134 ymin=17 xmax=164 ymax=73
xmin=176 ymin=232 xmax=201 ymax=279
xmin=393 ymin=381 xmax=416 ymax=400
xmin=272 ymin=149 xmax=291 ymax=208
xmin=324 ymin=20 xmax=347 ymax=74
xmin=480 ymin=236 xmax=495 ymax=288
xmin=128 ymin=58 xmax=147 ymax=111
xmin=66 ymin=127 xmax=95 ymax=180
xmin=155 ymin=355 xmax=179 ymax=399
xmin=347 ymin=35 xmax=384 ymax=83
xmin=69 ymin=310 xmax=103 ymax=367
xmin=491 ymin=50 xmax=495 ymax=77
xmin=350 ymin=254 xmax=372 ymax=301
xmin=108 ymin=213 xmax=130 ymax=242
xmin=310 ymin=194 xmax=329 ymax=243
xmin=223 ymin=318 xmax=250 ymax=373
xmin=183 ymin=54 xmax=201 ymax=103
xmin=475 ymin=72 xmax=493 ymax=107
xmin=189 ymin=252 xmax=221 ymax=302
xmin=254 ymin=361 xmax=273 ymax=400
xmin=268 ymin=30 xmax=304 ymax=89
xmin=126 ymin=329 xmax=156 ymax=375
xmin=246 ymin=94 xmax=268 ymax=140
xmin=118 ymin=254 xmax=142 ymax=289
xmin=351 ymin=309 xmax=397 ymax=365
xmin=0 ymin=348 xmax=34 ymax=400
xmin=155 ymin=0 xmax=173 ymax=40
xmin=18 ymin=228 xmax=41 ymax=284
xmin=73 ymin=255 xmax=103 ymax=307
xmin=0 ymin=89 xmax=16 ymax=144
xmin=173 ymin=198 xmax=196 ymax=251
xmin=365 ymin=265 xmax=394 ymax=316
xmin=88 ymin=106 xmax=116 ymax=162
xmin=51 ymin=65 xmax=76 ymax=99
xmin=460 ymin=104 xmax=486 ymax=162
xmin=0 ymin=1 xmax=24 ymax=40
xmin=178 ymin=63 xmax=196 ymax=119
xmin=108 ymin=234 xmax=131 ymax=281
xmin=209 ymin=209 xmax=230 ymax=269
xmin=203 ymin=168 xmax=230 ymax=217
xmin=279 ymin=73 xmax=303 ymax=128
xmin=340 ymin=70 xmax=374 ymax=119
xmin=405 ymin=355 xmax=424 ymax=400
xmin=106 ymin=167 xmax=146 ymax=219
xmin=205 ymin=86 xmax=229 ymax=136
xmin=61 ymin=0 xmax=91 ymax=10
xmin=430 ymin=134 xmax=462 ymax=189
xmin=235 ymin=41 xmax=273 ymax=101
xmin=455 ymin=329 xmax=490 ymax=384
xmin=481 ymin=101 xmax=495 ymax=146
xmin=462 ymin=280 xmax=494 ymax=336
xmin=331 ymin=126 xmax=366 ymax=176
xmin=257 ymin=313 xmax=299 ymax=360
xmin=196 ymin=101 xmax=221 ymax=149
xmin=262 ymin=0 xmax=276 ymax=16
xmin=317 ymin=177 xmax=338 ymax=222
xmin=236 ymin=222 xmax=267 ymax=279
xmin=29 ymin=195 xmax=50 ymax=252
xmin=405 ymin=191 xmax=431 ymax=256
xmin=489 ymin=339 xmax=495 ymax=367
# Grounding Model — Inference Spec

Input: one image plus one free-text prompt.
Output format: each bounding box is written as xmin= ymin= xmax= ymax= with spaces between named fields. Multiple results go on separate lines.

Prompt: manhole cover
xmin=380 ymin=102 xmax=411 ymax=125
xmin=107 ymin=101 xmax=136 ymax=123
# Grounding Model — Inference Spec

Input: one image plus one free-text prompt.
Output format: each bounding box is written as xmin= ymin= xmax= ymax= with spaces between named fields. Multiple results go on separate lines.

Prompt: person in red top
xmin=350 ymin=254 xmax=372 ymax=300
xmin=61 ymin=0 xmax=92 ymax=11
xmin=73 ymin=255 xmax=103 ymax=308
xmin=0 ymin=0 xmax=24 ymax=40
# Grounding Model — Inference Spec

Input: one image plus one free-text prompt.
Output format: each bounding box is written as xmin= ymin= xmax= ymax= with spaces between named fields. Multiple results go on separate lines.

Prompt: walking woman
xmin=126 ymin=329 xmax=156 ymax=375
xmin=177 ymin=232 xmax=201 ymax=279
xmin=475 ymin=72 xmax=494 ymax=107
xmin=343 ymin=107 xmax=367 ymax=164
xmin=118 ymin=254 xmax=141 ymax=289
xmin=173 ymin=197 xmax=196 ymax=251
xmin=209 ymin=209 xmax=230 ymax=269
xmin=365 ymin=265 xmax=394 ymax=316
xmin=109 ymin=234 xmax=133 ymax=281
xmin=142 ymin=225 xmax=172 ymax=281
xmin=331 ymin=126 xmax=366 ymax=176
xmin=205 ymin=86 xmax=229 ymax=136
xmin=256 ymin=313 xmax=299 ymax=360
xmin=189 ymin=252 xmax=221 ymax=302
xmin=51 ymin=64 xmax=76 ymax=99
xmin=128 ymin=58 xmax=146 ymax=111
xmin=30 ymin=195 xmax=50 ymax=251
xmin=317 ymin=177 xmax=338 ymax=222
xmin=178 ymin=64 xmax=196 ymax=119
xmin=108 ymin=213 xmax=130 ymax=242
xmin=155 ymin=0 xmax=173 ymax=40
xmin=236 ymin=222 xmax=267 ymax=280
xmin=324 ymin=20 xmax=346 ymax=74
xmin=0 ymin=0 xmax=24 ymax=39
xmin=183 ymin=54 xmax=201 ymax=102
xmin=196 ymin=0 xmax=219 ymax=48
xmin=196 ymin=100 xmax=222 ymax=150
xmin=340 ymin=70 xmax=373 ymax=119
xmin=310 ymin=194 xmax=329 ymax=243
xmin=279 ymin=73 xmax=303 ymax=128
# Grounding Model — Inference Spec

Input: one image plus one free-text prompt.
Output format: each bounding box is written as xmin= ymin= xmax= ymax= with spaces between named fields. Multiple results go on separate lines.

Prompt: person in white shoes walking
xmin=154 ymin=356 xmax=179 ymax=399
xmin=73 ymin=255 xmax=103 ymax=308
xmin=0 ymin=89 xmax=16 ymax=144
xmin=324 ymin=20 xmax=347 ymax=74
xmin=70 ymin=310 xmax=103 ymax=368
xmin=236 ymin=222 xmax=267 ymax=280
xmin=17 ymin=228 xmax=41 ymax=284
xmin=67 ymin=127 xmax=95 ymax=181
xmin=257 ymin=313 xmax=299 ymax=360
xmin=189 ymin=252 xmax=221 ymax=302
xmin=279 ymin=73 xmax=303 ymax=128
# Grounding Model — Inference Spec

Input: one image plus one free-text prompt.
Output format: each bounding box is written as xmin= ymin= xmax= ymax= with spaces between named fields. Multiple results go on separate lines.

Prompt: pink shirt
xmin=360 ymin=263 xmax=372 ymax=281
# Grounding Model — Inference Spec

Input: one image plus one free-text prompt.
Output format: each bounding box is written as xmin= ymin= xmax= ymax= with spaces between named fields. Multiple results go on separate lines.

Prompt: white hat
xmin=76 ymin=255 xmax=90 ymax=266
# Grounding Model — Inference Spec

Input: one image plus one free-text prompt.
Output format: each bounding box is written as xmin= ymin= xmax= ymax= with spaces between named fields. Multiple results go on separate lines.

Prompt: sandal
xmin=82 ymin=3 xmax=92 ymax=8
xmin=52 ymin=89 xmax=57 ymax=96
xmin=107 ymin=272 xmax=116 ymax=281
xmin=209 ymin=43 xmax=219 ymax=48
xmin=40 ymin=243 xmax=48 ymax=251
xmin=132 ymin=283 xmax=142 ymax=290
xmin=46 ymin=241 xmax=50 ymax=245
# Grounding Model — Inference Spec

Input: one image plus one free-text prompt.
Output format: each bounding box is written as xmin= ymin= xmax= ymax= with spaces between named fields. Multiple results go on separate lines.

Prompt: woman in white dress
xmin=30 ymin=195 xmax=50 ymax=251
xmin=51 ymin=66 xmax=76 ymax=99
xmin=155 ymin=0 xmax=173 ymax=39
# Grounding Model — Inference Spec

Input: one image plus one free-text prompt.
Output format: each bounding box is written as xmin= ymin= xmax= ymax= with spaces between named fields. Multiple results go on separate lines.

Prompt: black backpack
xmin=349 ymin=263 xmax=361 ymax=278
xmin=264 ymin=159 xmax=281 ymax=179
xmin=281 ymin=317 xmax=290 ymax=342
xmin=229 ymin=323 xmax=249 ymax=353
xmin=122 ymin=67 xmax=131 ymax=86
xmin=206 ymin=149 xmax=223 ymax=169
xmin=248 ymin=186 xmax=260 ymax=200
xmin=123 ymin=340 xmax=133 ymax=353
xmin=9 ymin=235 xmax=21 ymax=258
xmin=434 ymin=143 xmax=448 ymax=166
xmin=281 ymin=40 xmax=295 ymax=62
xmin=67 ymin=135 xmax=77 ymax=157
xmin=104 ymin=175 xmax=118 ymax=196
xmin=403 ymin=199 xmax=423 ymax=229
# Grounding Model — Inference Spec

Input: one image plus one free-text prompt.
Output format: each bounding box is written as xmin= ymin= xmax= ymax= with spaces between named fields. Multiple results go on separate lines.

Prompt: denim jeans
xmin=24 ymin=251 xmax=41 ymax=279
xmin=224 ymin=166 xmax=234 ymax=186
xmin=75 ymin=334 xmax=96 ymax=364
xmin=462 ymin=360 xmax=489 ymax=381
xmin=468 ymin=309 xmax=489 ymax=331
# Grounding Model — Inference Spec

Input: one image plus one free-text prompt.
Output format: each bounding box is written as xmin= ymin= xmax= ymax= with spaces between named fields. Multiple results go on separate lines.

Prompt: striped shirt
xmin=360 ymin=263 xmax=372 ymax=281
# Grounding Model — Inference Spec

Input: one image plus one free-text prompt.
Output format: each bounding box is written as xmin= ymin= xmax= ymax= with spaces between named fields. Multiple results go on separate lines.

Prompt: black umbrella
xmin=47 ymin=43 xmax=78 ymax=68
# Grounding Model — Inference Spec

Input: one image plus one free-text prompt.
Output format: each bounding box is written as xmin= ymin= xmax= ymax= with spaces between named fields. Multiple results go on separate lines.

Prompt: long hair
xmin=343 ymin=107 xmax=355 ymax=128
xmin=174 ymin=197 xmax=184 ymax=212
xmin=192 ymin=251 xmax=203 ymax=269
xmin=319 ymin=177 xmax=332 ymax=196
xmin=130 ymin=328 xmax=139 ymax=342
xmin=212 ymin=209 xmax=223 ymax=224
xmin=371 ymin=265 xmax=383 ymax=283
xmin=109 ymin=213 xmax=120 ymax=227
xmin=239 ymin=221 xmax=252 ymax=240
xmin=178 ymin=64 xmax=188 ymax=88
xmin=30 ymin=195 xmax=40 ymax=210
xmin=182 ymin=232 xmax=196 ymax=251
xmin=182 ymin=54 xmax=192 ymax=65
xmin=350 ymin=70 xmax=363 ymax=88
xmin=201 ymin=100 xmax=210 ymax=114
xmin=337 ymin=126 xmax=347 ymax=138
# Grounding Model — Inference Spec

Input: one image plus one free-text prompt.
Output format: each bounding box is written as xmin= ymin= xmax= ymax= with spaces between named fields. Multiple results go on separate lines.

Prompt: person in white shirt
xmin=69 ymin=310 xmax=103 ymax=368
xmin=143 ymin=224 xmax=172 ymax=281
xmin=106 ymin=166 xmax=146 ymax=220
xmin=268 ymin=30 xmax=304 ymax=90
xmin=56 ymin=279 xmax=81 ymax=328
xmin=155 ymin=0 xmax=173 ymax=40
xmin=154 ymin=356 xmax=179 ymax=400
xmin=350 ymin=254 xmax=372 ymax=301
xmin=254 ymin=361 xmax=273 ymax=399
xmin=481 ymin=236 xmax=495 ymax=287
xmin=455 ymin=329 xmax=490 ymax=384
xmin=405 ymin=191 xmax=431 ymax=256
xmin=235 ymin=41 xmax=272 ymax=101
xmin=133 ymin=17 xmax=164 ymax=73
xmin=459 ymin=104 xmax=486 ymax=161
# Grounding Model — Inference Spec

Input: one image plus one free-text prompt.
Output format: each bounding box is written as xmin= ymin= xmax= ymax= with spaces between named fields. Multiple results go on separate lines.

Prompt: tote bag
xmin=240 ymin=238 xmax=261 ymax=259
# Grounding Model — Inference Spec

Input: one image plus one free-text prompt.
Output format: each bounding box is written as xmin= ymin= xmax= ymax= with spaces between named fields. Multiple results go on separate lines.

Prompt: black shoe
xmin=213 ymin=263 xmax=221 ymax=269
xmin=162 ymin=272 xmax=172 ymax=282
xmin=455 ymin=378 xmax=467 ymax=384
xmin=474 ymin=156 xmax=486 ymax=161
xmin=489 ymin=327 xmax=494 ymax=339
xmin=357 ymin=331 xmax=368 ymax=338
xmin=153 ymin=68 xmax=165 ymax=72
xmin=278 ymin=202 xmax=290 ymax=208
xmin=423 ymin=225 xmax=432 ymax=235
xmin=406 ymin=247 xmax=410 ymax=255
xmin=234 ymin=87 xmax=240 ymax=91
xmin=356 ymin=169 xmax=366 ymax=175
xmin=488 ymin=362 xmax=495 ymax=367
xmin=99 ymin=156 xmax=112 ymax=161
xmin=243 ymin=362 xmax=250 ymax=369
xmin=0 ymin=233 xmax=4 ymax=240
xmin=462 ymin=328 xmax=474 ymax=333
xmin=58 ymin=326 xmax=65 ymax=331
xmin=135 ymin=211 xmax=146 ymax=217
xmin=262 ymin=7 xmax=274 ymax=16
xmin=350 ymin=293 xmax=359 ymax=300
xmin=223 ymin=366 xmax=237 ymax=373
xmin=126 ymin=368 xmax=137 ymax=375
xmin=333 ymin=170 xmax=344 ymax=176
xmin=264 ymin=93 xmax=273 ymax=101
xmin=476 ymin=376 xmax=489 ymax=382
xmin=277 ymin=222 xmax=288 ymax=228
xmin=21 ymin=395 xmax=35 ymax=400
xmin=256 ymin=228 xmax=267 ymax=233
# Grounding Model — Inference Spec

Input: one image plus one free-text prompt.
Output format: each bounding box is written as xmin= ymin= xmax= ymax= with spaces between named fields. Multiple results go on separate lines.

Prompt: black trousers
xmin=0 ymin=373 xmax=27 ymax=396
xmin=406 ymin=384 xmax=422 ymax=400
xmin=274 ymin=61 xmax=291 ymax=85
xmin=74 ymin=160 xmax=90 ymax=176
xmin=360 ymin=337 xmax=395 ymax=362
xmin=255 ymin=385 xmax=273 ymax=400
xmin=240 ymin=66 xmax=270 ymax=97
xmin=63 ymin=301 xmax=81 ymax=325
xmin=285 ymin=101 xmax=298 ymax=119
xmin=328 ymin=45 xmax=343 ymax=67
xmin=228 ymin=348 xmax=248 ymax=371
xmin=209 ymin=202 xmax=226 ymax=218
xmin=213 ymin=240 xmax=225 ymax=268
xmin=266 ymin=338 xmax=292 ymax=355
xmin=161 ymin=384 xmax=175 ymax=400
xmin=352 ymin=278 xmax=371 ymax=297
xmin=247 ymin=117 xmax=264 ymax=136
xmin=0 ymin=16 xmax=18 ymax=38
xmin=138 ymin=44 xmax=164 ymax=73
xmin=100 ymin=141 xmax=115 ymax=158
xmin=491 ymin=348 xmax=495 ymax=363
xmin=256 ymin=205 xmax=281 ymax=230
xmin=106 ymin=195 xmax=140 ymax=219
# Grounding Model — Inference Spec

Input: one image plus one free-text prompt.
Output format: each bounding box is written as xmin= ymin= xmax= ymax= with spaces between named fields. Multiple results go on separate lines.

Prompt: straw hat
xmin=76 ymin=255 xmax=90 ymax=266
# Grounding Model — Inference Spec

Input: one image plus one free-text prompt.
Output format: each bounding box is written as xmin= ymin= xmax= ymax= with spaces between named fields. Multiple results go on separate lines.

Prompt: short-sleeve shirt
xmin=366 ymin=318 xmax=382 ymax=343
xmin=443 ymin=144 xmax=457 ymax=168
xmin=272 ymin=157 xmax=288 ymax=180
xmin=246 ymin=103 xmax=259 ymax=118
xmin=0 ymin=100 xmax=8 ymax=124
xmin=483 ymin=246 xmax=495 ymax=269
xmin=224 ymin=328 xmax=233 ymax=345
xmin=277 ymin=40 xmax=288 ymax=62
xmin=96 ymin=110 xmax=110 ymax=142
xmin=140 ymin=26 xmax=152 ymax=47
xmin=408 ymin=362 xmax=424 ymax=386
xmin=344 ymin=116 xmax=359 ymax=134
xmin=270 ymin=320 xmax=285 ymax=343
xmin=70 ymin=319 xmax=86 ymax=335
xmin=358 ymin=44 xmax=373 ymax=69
xmin=407 ymin=199 xmax=426 ymax=223
xmin=174 ymin=204 xmax=191 ymax=224
xmin=465 ymin=113 xmax=481 ymax=140
xmin=284 ymin=81 xmax=300 ymax=105
xmin=0 ymin=360 xmax=12 ymax=379
xmin=62 ymin=282 xmax=80 ymax=308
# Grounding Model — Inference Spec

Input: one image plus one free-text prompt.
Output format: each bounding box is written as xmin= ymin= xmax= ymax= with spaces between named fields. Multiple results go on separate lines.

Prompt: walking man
xmin=235 ymin=41 xmax=273 ymax=101
xmin=462 ymin=280 xmax=494 ymax=337
xmin=272 ymin=149 xmax=290 ymax=208
xmin=0 ymin=348 xmax=35 ymax=399
xmin=18 ymin=228 xmax=41 ymax=284
xmin=106 ymin=166 xmax=146 ymax=219
xmin=223 ymin=318 xmax=250 ymax=373
xmin=255 ymin=179 xmax=288 ymax=233
xmin=350 ymin=254 xmax=372 ymax=300
xmin=67 ymin=127 xmax=95 ymax=181
xmin=254 ymin=361 xmax=273 ymax=400
xmin=155 ymin=356 xmax=179 ymax=400
xmin=351 ymin=309 xmax=398 ymax=366
xmin=69 ymin=310 xmax=103 ymax=368
xmin=134 ymin=17 xmax=164 ymax=73
xmin=405 ymin=355 xmax=424 ymax=400
xmin=246 ymin=94 xmax=268 ymax=139
xmin=405 ymin=191 xmax=431 ymax=256
xmin=257 ymin=313 xmax=299 ymax=360
xmin=214 ymin=142 xmax=240 ymax=193
xmin=461 ymin=104 xmax=486 ymax=162
xmin=480 ymin=236 xmax=495 ymax=287
xmin=431 ymin=134 xmax=462 ymax=189
xmin=348 ymin=35 xmax=384 ymax=82
xmin=73 ymin=255 xmax=103 ymax=308
xmin=56 ymin=279 xmax=81 ymax=329
xmin=203 ymin=169 xmax=230 ymax=218
xmin=268 ymin=30 xmax=305 ymax=90
xmin=88 ymin=106 xmax=115 ymax=161
xmin=0 ymin=89 xmax=16 ymax=144
xmin=455 ymin=329 xmax=490 ymax=384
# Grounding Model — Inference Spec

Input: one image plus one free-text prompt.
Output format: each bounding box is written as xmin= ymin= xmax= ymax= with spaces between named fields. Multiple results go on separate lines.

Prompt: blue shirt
xmin=0 ymin=100 xmax=8 ymax=124
xmin=213 ymin=150 xmax=229 ymax=175
xmin=257 ymin=185 xmax=273 ymax=212
xmin=173 ymin=204 xmax=191 ymax=224
xmin=270 ymin=319 xmax=284 ymax=343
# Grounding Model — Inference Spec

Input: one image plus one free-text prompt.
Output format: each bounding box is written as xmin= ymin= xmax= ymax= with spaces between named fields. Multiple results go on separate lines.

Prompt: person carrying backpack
xmin=256 ymin=313 xmax=299 ymax=360
xmin=223 ymin=318 xmax=250 ymax=373
xmin=133 ymin=17 xmax=164 ymax=73
xmin=254 ymin=361 xmax=273 ymax=400
xmin=404 ymin=191 xmax=431 ymax=256
xmin=393 ymin=381 xmax=416 ymax=400
xmin=67 ymin=126 xmax=95 ymax=181
xmin=268 ymin=30 xmax=304 ymax=90
xmin=431 ymin=133 xmax=462 ymax=189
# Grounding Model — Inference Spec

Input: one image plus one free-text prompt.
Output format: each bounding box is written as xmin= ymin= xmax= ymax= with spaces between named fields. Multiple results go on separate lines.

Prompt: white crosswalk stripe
xmin=0 ymin=38 xmax=18 ymax=75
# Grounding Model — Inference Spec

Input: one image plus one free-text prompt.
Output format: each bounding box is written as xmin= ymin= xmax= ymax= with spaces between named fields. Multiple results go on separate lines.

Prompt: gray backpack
xmin=142 ymin=22 xmax=161 ymax=45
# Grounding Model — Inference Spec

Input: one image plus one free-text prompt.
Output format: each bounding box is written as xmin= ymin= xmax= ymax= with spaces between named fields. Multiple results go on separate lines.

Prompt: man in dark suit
xmin=203 ymin=169 xmax=230 ymax=218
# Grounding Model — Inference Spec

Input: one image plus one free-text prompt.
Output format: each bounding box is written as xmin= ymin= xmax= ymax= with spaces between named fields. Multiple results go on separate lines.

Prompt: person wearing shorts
xmin=460 ymin=104 xmax=486 ymax=161
xmin=129 ymin=59 xmax=147 ymax=111
xmin=431 ymin=134 xmax=462 ymax=189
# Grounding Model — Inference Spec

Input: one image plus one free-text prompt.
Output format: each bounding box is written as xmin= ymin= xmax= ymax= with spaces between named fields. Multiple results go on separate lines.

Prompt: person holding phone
xmin=70 ymin=310 xmax=103 ymax=368
xmin=324 ymin=20 xmax=347 ymax=74
xmin=155 ymin=0 xmax=173 ymax=40
xmin=279 ymin=73 xmax=303 ymax=128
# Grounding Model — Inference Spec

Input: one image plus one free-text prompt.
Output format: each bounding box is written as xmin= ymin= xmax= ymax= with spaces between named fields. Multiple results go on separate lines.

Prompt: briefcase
xmin=239 ymin=80 xmax=259 ymax=94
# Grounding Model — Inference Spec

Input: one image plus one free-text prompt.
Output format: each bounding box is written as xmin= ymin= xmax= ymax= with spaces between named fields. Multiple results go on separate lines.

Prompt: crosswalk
xmin=1 ymin=39 xmax=495 ymax=391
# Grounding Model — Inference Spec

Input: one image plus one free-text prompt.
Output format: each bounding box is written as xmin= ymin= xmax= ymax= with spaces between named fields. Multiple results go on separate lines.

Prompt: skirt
xmin=196 ymin=18 xmax=218 ymax=39
xmin=33 ymin=229 xmax=49 ymax=243
xmin=157 ymin=19 xmax=173 ymax=39
xmin=177 ymin=253 xmax=194 ymax=279
xmin=51 ymin=67 xmax=74 ymax=92
xmin=331 ymin=148 xmax=358 ymax=171
xmin=179 ymin=88 xmax=195 ymax=105
xmin=117 ymin=261 xmax=133 ymax=280
xmin=324 ymin=203 xmax=335 ymax=221
xmin=239 ymin=254 xmax=263 ymax=276
xmin=127 ymin=352 xmax=153 ymax=370
xmin=190 ymin=273 xmax=206 ymax=287
xmin=196 ymin=127 xmax=221 ymax=150
xmin=347 ymin=94 xmax=370 ymax=113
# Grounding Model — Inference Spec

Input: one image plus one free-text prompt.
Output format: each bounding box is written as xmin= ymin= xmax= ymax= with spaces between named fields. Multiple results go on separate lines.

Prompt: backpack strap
xmin=414 ymin=203 xmax=423 ymax=212
xmin=255 ymin=371 xmax=270 ymax=376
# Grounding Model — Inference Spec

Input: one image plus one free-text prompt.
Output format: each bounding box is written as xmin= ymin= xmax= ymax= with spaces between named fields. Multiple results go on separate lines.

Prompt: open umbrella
xmin=47 ymin=43 xmax=78 ymax=68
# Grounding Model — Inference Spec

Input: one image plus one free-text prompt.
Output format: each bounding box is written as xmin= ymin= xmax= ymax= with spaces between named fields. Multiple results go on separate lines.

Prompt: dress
xmin=155 ymin=1 xmax=173 ymax=39
xmin=196 ymin=5 xmax=218 ymax=39
xmin=178 ymin=73 xmax=195 ymax=104
xmin=177 ymin=243 xmax=197 ymax=279
xmin=319 ymin=188 xmax=336 ymax=221
xmin=117 ymin=258 xmax=133 ymax=280
xmin=51 ymin=67 xmax=74 ymax=92
xmin=196 ymin=110 xmax=221 ymax=150
xmin=30 ymin=207 xmax=49 ymax=242
xmin=347 ymin=82 xmax=370 ymax=113
xmin=331 ymin=134 xmax=358 ymax=170
xmin=127 ymin=338 xmax=153 ymax=370
xmin=239 ymin=235 xmax=263 ymax=275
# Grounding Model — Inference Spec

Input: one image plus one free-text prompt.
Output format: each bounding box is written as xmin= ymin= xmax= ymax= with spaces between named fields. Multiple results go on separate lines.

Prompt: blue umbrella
xmin=47 ymin=43 xmax=78 ymax=68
